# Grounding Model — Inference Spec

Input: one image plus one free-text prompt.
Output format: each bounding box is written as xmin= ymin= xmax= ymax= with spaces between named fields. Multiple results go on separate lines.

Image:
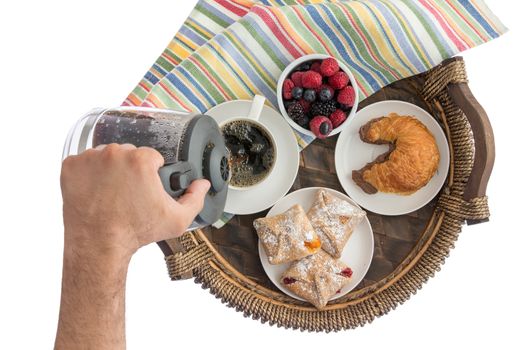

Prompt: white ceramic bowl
xmin=276 ymin=54 xmax=359 ymax=138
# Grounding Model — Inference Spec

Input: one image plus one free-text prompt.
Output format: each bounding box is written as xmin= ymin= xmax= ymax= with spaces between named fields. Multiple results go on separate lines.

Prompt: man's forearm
xmin=57 ymin=144 xmax=209 ymax=349
xmin=55 ymin=229 xmax=131 ymax=350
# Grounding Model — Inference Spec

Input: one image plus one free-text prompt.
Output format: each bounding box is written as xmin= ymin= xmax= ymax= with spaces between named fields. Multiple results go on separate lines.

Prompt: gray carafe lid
xmin=173 ymin=114 xmax=230 ymax=226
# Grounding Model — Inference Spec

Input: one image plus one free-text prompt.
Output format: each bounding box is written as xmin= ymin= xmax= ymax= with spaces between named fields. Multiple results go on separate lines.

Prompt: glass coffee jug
xmin=63 ymin=107 xmax=230 ymax=230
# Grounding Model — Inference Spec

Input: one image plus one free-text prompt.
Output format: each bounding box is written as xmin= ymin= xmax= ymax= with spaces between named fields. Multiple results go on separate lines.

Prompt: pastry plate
xmin=206 ymin=100 xmax=300 ymax=215
xmin=335 ymin=100 xmax=450 ymax=216
xmin=258 ymin=187 xmax=374 ymax=302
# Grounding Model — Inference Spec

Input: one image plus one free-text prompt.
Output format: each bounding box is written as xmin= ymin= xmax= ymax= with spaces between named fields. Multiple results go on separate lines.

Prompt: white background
xmin=0 ymin=1 xmax=523 ymax=349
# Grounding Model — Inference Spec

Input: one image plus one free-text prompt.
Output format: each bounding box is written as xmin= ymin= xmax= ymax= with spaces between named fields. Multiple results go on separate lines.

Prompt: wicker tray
xmin=158 ymin=57 xmax=493 ymax=332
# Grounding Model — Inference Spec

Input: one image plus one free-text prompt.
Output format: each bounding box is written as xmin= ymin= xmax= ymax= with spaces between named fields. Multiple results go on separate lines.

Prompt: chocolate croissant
xmin=353 ymin=113 xmax=440 ymax=195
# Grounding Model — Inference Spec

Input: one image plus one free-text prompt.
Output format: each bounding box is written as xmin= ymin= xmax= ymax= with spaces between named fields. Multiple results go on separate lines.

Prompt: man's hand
xmin=55 ymin=144 xmax=210 ymax=350
xmin=60 ymin=143 xmax=210 ymax=259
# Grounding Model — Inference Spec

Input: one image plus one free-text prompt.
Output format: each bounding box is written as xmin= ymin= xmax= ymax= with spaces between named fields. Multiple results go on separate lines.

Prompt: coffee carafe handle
xmin=158 ymin=162 xmax=197 ymax=198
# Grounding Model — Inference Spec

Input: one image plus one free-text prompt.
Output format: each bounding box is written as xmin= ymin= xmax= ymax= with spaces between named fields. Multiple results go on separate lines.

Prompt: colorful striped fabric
xmin=123 ymin=0 xmax=506 ymax=225
xmin=124 ymin=0 xmax=334 ymax=106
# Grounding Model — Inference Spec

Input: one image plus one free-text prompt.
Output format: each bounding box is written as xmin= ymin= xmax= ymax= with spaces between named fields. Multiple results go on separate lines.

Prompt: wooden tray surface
xmin=201 ymin=71 xmax=439 ymax=295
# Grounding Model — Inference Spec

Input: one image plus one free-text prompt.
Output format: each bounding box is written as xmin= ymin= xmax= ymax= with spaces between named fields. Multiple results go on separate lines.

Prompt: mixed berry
xmin=282 ymin=57 xmax=355 ymax=139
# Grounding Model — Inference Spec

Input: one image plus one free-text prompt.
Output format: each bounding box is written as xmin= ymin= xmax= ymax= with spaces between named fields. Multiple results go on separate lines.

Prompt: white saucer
xmin=335 ymin=100 xmax=450 ymax=216
xmin=258 ymin=187 xmax=374 ymax=302
xmin=206 ymin=100 xmax=300 ymax=215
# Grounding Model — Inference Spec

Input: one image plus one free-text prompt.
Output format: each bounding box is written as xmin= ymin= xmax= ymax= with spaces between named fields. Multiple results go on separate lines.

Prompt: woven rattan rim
xmin=162 ymin=58 xmax=490 ymax=332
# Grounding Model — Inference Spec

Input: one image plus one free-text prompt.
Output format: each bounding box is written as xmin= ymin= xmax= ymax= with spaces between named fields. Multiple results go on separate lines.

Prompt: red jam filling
xmin=283 ymin=277 xmax=297 ymax=285
xmin=339 ymin=268 xmax=353 ymax=278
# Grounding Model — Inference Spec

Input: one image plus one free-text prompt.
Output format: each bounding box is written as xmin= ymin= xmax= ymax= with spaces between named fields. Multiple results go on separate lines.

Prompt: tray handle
xmin=158 ymin=236 xmax=213 ymax=280
xmin=448 ymin=82 xmax=495 ymax=225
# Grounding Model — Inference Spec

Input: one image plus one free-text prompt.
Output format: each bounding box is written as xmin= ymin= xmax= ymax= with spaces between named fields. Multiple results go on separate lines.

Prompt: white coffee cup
xmin=220 ymin=95 xmax=278 ymax=191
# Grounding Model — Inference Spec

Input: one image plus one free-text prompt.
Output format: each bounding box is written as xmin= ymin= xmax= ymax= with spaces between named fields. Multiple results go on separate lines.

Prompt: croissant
xmin=353 ymin=113 xmax=440 ymax=195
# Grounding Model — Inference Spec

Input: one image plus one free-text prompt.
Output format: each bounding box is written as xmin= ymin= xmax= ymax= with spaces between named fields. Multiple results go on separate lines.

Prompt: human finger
xmin=168 ymin=179 xmax=211 ymax=233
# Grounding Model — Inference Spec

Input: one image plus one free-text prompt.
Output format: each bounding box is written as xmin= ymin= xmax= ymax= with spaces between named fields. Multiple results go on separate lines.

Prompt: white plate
xmin=258 ymin=187 xmax=374 ymax=302
xmin=335 ymin=100 xmax=450 ymax=216
xmin=206 ymin=100 xmax=300 ymax=215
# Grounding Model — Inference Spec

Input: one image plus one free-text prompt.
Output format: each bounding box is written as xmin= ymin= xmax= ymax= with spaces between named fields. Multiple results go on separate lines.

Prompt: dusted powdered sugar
xmin=281 ymin=250 xmax=352 ymax=309
xmin=294 ymin=250 xmax=340 ymax=276
xmin=308 ymin=190 xmax=366 ymax=258
xmin=310 ymin=198 xmax=364 ymax=240
xmin=253 ymin=204 xmax=318 ymax=265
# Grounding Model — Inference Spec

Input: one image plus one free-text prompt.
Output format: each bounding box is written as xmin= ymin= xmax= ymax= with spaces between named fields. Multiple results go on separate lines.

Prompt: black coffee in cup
xmin=221 ymin=120 xmax=275 ymax=188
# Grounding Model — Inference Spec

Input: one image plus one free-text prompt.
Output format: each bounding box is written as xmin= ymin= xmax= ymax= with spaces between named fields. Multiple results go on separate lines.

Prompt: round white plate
xmin=335 ymin=100 xmax=450 ymax=216
xmin=258 ymin=187 xmax=374 ymax=302
xmin=206 ymin=100 xmax=300 ymax=215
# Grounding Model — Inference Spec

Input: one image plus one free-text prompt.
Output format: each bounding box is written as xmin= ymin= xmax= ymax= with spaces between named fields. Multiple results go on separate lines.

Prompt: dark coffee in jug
xmin=93 ymin=110 xmax=184 ymax=163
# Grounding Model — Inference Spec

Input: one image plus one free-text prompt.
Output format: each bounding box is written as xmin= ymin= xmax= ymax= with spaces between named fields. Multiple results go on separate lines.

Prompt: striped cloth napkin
xmin=123 ymin=0 xmax=506 ymax=226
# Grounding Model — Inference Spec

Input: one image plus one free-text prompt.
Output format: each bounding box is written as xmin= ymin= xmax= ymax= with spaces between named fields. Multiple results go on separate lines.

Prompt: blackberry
xmin=295 ymin=114 xmax=310 ymax=129
xmin=310 ymin=100 xmax=337 ymax=117
xmin=283 ymin=100 xmax=294 ymax=110
xmin=287 ymin=102 xmax=305 ymax=121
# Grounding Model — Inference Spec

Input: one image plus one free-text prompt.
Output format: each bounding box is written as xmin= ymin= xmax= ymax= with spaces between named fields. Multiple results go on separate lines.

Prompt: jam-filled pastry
xmin=253 ymin=204 xmax=321 ymax=265
xmin=281 ymin=250 xmax=353 ymax=309
xmin=352 ymin=113 xmax=440 ymax=195
xmin=307 ymin=190 xmax=366 ymax=258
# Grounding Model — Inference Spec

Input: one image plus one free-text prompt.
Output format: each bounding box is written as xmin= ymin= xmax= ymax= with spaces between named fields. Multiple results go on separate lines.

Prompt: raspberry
xmin=311 ymin=61 xmax=322 ymax=73
xmin=302 ymin=70 xmax=322 ymax=89
xmin=283 ymin=78 xmax=294 ymax=100
xmin=337 ymin=86 xmax=356 ymax=106
xmin=339 ymin=267 xmax=353 ymax=278
xmin=329 ymin=71 xmax=349 ymax=89
xmin=330 ymin=109 xmax=347 ymax=128
xmin=291 ymin=71 xmax=304 ymax=87
xmin=283 ymin=277 xmax=297 ymax=285
xmin=310 ymin=116 xmax=333 ymax=139
xmin=320 ymin=57 xmax=339 ymax=77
